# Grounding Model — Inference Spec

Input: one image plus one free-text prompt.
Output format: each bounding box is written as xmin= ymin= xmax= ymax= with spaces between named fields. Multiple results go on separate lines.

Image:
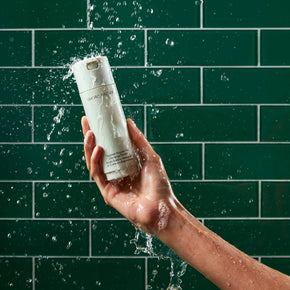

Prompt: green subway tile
xmin=204 ymin=68 xmax=290 ymax=104
xmin=0 ymin=0 xmax=86 ymax=28
xmin=92 ymin=220 xmax=136 ymax=256
xmin=0 ymin=69 xmax=79 ymax=105
xmin=147 ymin=106 xmax=257 ymax=142
xmin=35 ymin=30 xmax=144 ymax=66
xmin=261 ymin=30 xmax=290 ymax=66
xmin=0 ymin=106 xmax=32 ymax=142
xmin=172 ymin=182 xmax=258 ymax=218
xmin=261 ymin=258 xmax=290 ymax=276
xmin=148 ymin=258 xmax=218 ymax=290
xmin=36 ymin=258 xmax=144 ymax=290
xmin=34 ymin=105 xmax=143 ymax=142
xmin=152 ymin=144 xmax=202 ymax=180
xmin=205 ymin=220 xmax=290 ymax=256
xmin=90 ymin=0 xmax=200 ymax=28
xmin=0 ymin=145 xmax=87 ymax=180
xmin=0 ymin=258 xmax=32 ymax=290
xmin=148 ymin=30 xmax=257 ymax=66
xmin=0 ymin=183 xmax=32 ymax=218
xmin=262 ymin=182 xmax=290 ymax=217
xmin=0 ymin=220 xmax=88 ymax=256
xmin=113 ymin=68 xmax=200 ymax=104
xmin=35 ymin=182 xmax=120 ymax=218
xmin=261 ymin=106 xmax=290 ymax=141
xmin=206 ymin=144 xmax=290 ymax=180
xmin=204 ymin=0 xmax=290 ymax=28
xmin=0 ymin=31 xmax=31 ymax=66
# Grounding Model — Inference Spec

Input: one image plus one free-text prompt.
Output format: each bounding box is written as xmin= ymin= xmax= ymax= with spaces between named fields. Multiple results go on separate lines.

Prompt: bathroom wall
xmin=0 ymin=0 xmax=290 ymax=289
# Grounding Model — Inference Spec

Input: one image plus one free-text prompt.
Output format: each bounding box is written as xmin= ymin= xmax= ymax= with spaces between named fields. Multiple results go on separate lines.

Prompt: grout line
xmin=144 ymin=29 xmax=148 ymax=66
xmin=258 ymin=181 xmax=262 ymax=218
xmin=32 ymin=181 xmax=35 ymax=219
xmin=144 ymin=105 xmax=147 ymax=137
xmin=200 ymin=0 xmax=204 ymax=29
xmin=257 ymin=105 xmax=261 ymax=142
xmin=2 ymin=27 xmax=290 ymax=31
xmin=87 ymin=0 xmax=91 ymax=29
xmin=2 ymin=217 xmax=288 ymax=222
xmin=1 ymin=254 xmax=288 ymax=259
xmin=1 ymin=139 xmax=290 ymax=145
xmin=2 ymin=65 xmax=290 ymax=69
xmin=257 ymin=29 xmax=261 ymax=66
xmin=145 ymin=257 xmax=148 ymax=290
xmin=1 ymin=104 xmax=290 ymax=108
xmin=200 ymin=67 xmax=203 ymax=104
xmin=32 ymin=257 xmax=35 ymax=290
xmin=31 ymin=29 xmax=35 ymax=67
xmin=2 ymin=104 xmax=290 ymax=108
xmin=31 ymin=105 xmax=34 ymax=143
xmin=89 ymin=220 xmax=92 ymax=257
xmin=202 ymin=143 xmax=205 ymax=180
xmin=1 ymin=179 xmax=288 ymax=183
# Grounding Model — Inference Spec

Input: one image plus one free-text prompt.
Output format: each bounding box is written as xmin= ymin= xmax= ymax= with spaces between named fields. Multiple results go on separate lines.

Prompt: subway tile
xmin=261 ymin=30 xmax=290 ymax=66
xmin=204 ymin=68 xmax=290 ymax=104
xmin=0 ymin=69 xmax=79 ymax=105
xmin=35 ymin=182 xmax=120 ymax=218
xmin=34 ymin=105 xmax=143 ymax=142
xmin=262 ymin=182 xmax=290 ymax=217
xmin=204 ymin=0 xmax=290 ymax=28
xmin=0 ymin=220 xmax=88 ymax=256
xmin=0 ymin=144 xmax=87 ymax=180
xmin=205 ymin=144 xmax=290 ymax=180
xmin=0 ymin=0 xmax=86 ymax=29
xmin=0 ymin=31 xmax=31 ymax=66
xmin=0 ymin=106 xmax=32 ymax=142
xmin=261 ymin=258 xmax=290 ymax=276
xmin=205 ymin=220 xmax=290 ymax=256
xmin=112 ymin=68 xmax=200 ymax=104
xmin=0 ymin=183 xmax=32 ymax=218
xmin=90 ymin=0 xmax=200 ymax=28
xmin=0 ymin=258 xmax=32 ymax=289
xmin=92 ymin=220 xmax=137 ymax=256
xmin=147 ymin=106 xmax=257 ymax=142
xmin=148 ymin=30 xmax=257 ymax=66
xmin=36 ymin=258 xmax=145 ymax=290
xmin=261 ymin=106 xmax=290 ymax=141
xmin=152 ymin=144 xmax=202 ymax=180
xmin=148 ymin=258 xmax=218 ymax=290
xmin=172 ymin=182 xmax=258 ymax=217
xmin=35 ymin=30 xmax=144 ymax=66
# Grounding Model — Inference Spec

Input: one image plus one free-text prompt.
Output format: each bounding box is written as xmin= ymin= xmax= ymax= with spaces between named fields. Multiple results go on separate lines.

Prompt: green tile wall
xmin=0 ymin=1 xmax=289 ymax=289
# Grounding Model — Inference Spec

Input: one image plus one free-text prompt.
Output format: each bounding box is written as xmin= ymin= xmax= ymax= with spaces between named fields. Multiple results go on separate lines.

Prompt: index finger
xmin=81 ymin=116 xmax=90 ymax=137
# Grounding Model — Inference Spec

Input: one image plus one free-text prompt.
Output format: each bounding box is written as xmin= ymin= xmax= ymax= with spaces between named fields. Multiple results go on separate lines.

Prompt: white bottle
xmin=72 ymin=56 xmax=140 ymax=181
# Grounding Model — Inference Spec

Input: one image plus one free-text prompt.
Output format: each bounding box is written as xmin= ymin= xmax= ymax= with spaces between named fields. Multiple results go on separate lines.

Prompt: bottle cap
xmin=72 ymin=56 xmax=115 ymax=94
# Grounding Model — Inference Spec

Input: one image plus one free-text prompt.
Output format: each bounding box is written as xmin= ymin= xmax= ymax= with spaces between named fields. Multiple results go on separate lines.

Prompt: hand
xmin=81 ymin=116 xmax=178 ymax=234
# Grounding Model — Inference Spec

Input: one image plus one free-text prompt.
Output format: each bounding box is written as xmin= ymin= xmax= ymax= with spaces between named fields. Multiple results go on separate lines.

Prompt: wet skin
xmin=81 ymin=116 xmax=290 ymax=290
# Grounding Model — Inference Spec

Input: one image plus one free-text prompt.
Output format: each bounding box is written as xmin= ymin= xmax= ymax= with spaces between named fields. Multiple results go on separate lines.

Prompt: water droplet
xmin=51 ymin=236 xmax=57 ymax=242
xmin=165 ymin=38 xmax=175 ymax=46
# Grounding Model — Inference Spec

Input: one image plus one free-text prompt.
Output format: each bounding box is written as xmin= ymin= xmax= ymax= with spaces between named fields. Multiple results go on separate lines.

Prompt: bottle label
xmin=80 ymin=83 xmax=136 ymax=175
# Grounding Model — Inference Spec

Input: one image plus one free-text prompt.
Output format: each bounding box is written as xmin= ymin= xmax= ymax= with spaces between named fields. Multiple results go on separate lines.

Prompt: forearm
xmin=157 ymin=201 xmax=290 ymax=290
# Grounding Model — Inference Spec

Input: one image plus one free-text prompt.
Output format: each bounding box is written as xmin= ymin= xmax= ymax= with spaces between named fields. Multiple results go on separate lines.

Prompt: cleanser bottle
xmin=72 ymin=56 xmax=139 ymax=181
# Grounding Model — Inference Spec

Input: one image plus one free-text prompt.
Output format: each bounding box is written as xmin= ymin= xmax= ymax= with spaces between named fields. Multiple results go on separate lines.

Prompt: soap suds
xmin=157 ymin=201 xmax=170 ymax=231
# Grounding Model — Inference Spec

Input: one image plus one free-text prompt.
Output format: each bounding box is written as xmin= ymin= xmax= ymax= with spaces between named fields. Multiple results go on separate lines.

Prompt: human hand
xmin=81 ymin=116 xmax=178 ymax=235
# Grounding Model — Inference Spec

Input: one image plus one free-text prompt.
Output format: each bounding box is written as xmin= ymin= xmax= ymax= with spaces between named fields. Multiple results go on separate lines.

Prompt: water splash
xmin=46 ymin=107 xmax=65 ymax=141
xmin=131 ymin=228 xmax=188 ymax=290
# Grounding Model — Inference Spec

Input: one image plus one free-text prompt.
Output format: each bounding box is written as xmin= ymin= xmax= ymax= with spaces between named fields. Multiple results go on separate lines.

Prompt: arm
xmin=82 ymin=116 xmax=290 ymax=290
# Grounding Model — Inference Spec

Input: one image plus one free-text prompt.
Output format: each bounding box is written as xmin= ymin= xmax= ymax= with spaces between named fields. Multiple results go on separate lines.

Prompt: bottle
xmin=72 ymin=56 xmax=140 ymax=181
